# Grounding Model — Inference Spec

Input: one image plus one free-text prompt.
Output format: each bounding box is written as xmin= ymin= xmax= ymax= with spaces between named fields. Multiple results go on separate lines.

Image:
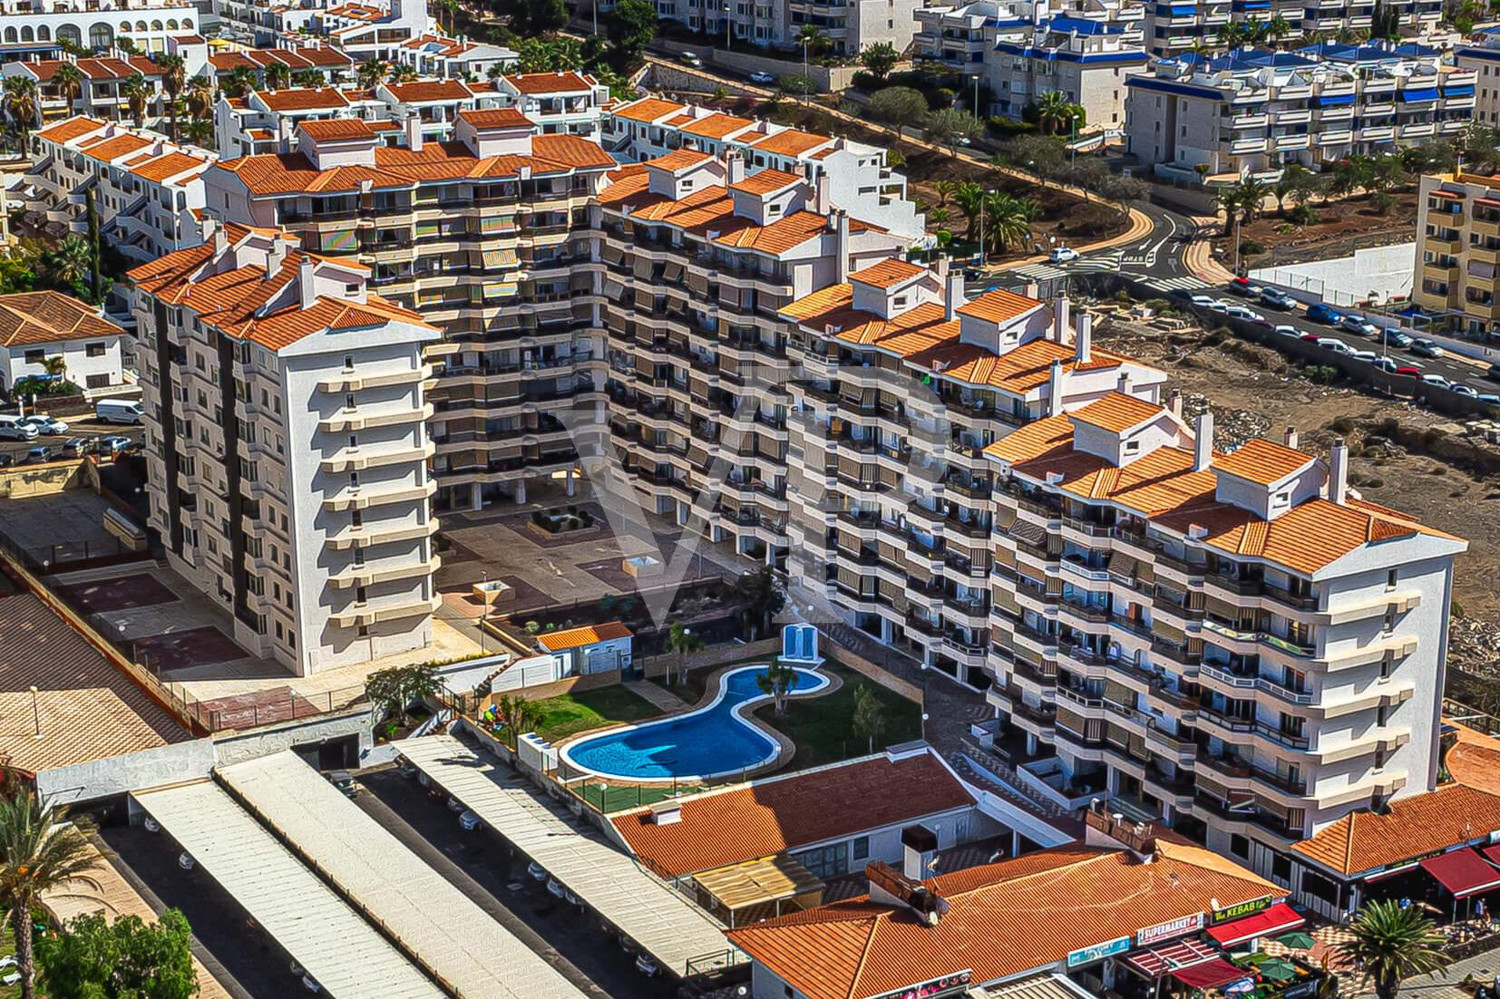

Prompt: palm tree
xmin=1215 ymin=184 xmax=1243 ymax=236
xmin=492 ymin=694 xmax=544 ymax=750
xmin=119 ymin=73 xmax=152 ymax=128
xmin=664 ymin=622 xmax=704 ymax=685
xmin=735 ymin=565 xmax=784 ymax=640
xmin=927 ymin=206 xmax=951 ymax=228
xmin=185 ymin=74 xmax=214 ymax=121
xmin=1265 ymin=13 xmax=1293 ymax=46
xmin=755 ymin=661 xmax=799 ymax=715
xmin=264 ymin=61 xmax=292 ymax=90
xmin=435 ymin=0 xmax=459 ymax=33
xmin=931 ymin=179 xmax=957 ymax=207
xmin=0 ymin=789 xmax=102 ymax=999
xmin=3 ymin=77 xmax=39 ymax=143
xmin=952 ymin=180 xmax=986 ymax=241
xmin=357 ymin=59 xmax=386 ymax=89
xmin=40 ymin=355 xmax=66 ymax=380
xmin=155 ymin=53 xmax=185 ymax=141
xmin=52 ymin=62 xmax=84 ymax=115
xmin=795 ymin=24 xmax=828 ymax=58
xmin=1234 ymin=174 xmax=1269 ymax=224
xmin=388 ymin=62 xmax=419 ymax=84
xmin=1335 ymin=900 xmax=1451 ymax=999
xmin=981 ymin=191 xmax=1038 ymax=255
xmin=292 ymin=67 xmax=324 ymax=88
xmin=1036 ymin=89 xmax=1074 ymax=135
xmin=45 ymin=236 xmax=92 ymax=289
xmin=223 ymin=65 xmax=258 ymax=99
xmin=182 ymin=117 xmax=213 ymax=148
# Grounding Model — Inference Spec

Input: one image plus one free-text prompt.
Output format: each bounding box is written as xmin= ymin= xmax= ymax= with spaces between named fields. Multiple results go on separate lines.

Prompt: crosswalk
xmin=1141 ymin=275 xmax=1213 ymax=294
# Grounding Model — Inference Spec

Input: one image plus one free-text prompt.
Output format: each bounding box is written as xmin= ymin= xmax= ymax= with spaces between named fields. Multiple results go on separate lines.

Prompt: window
xmin=1387 ymin=568 xmax=1399 ymax=588
xmin=789 ymin=843 xmax=847 ymax=879
xmin=1271 ymin=853 xmax=1292 ymax=883
xmin=852 ymin=836 xmax=870 ymax=862
xmin=22 ymin=349 xmax=44 ymax=365
xmin=1301 ymin=869 xmax=1340 ymax=906
xmin=86 ymin=342 xmax=107 ymax=357
xmin=1229 ymin=834 xmax=1250 ymax=859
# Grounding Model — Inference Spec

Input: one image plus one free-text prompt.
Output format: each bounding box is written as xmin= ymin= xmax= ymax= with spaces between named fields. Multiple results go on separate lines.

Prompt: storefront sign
xmin=1211 ymin=896 xmax=1272 ymax=924
xmin=1067 ymin=937 xmax=1131 ymax=968
xmin=1135 ymin=912 xmax=1206 ymax=947
xmin=866 ymin=970 xmax=972 ymax=999
xmin=1282 ymin=981 xmax=1319 ymax=999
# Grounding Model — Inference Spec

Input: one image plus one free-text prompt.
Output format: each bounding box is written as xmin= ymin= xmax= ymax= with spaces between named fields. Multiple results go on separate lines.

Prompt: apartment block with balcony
xmin=203 ymin=110 xmax=616 ymax=512
xmin=785 ymin=0 xmax=924 ymax=57
xmin=25 ymin=115 xmax=213 ymax=265
xmin=495 ymin=72 xmax=609 ymax=138
xmin=780 ymin=272 xmax=1168 ymax=687
xmin=915 ymin=0 xmax=1147 ymax=132
xmin=1126 ymin=43 xmax=1474 ymax=187
xmin=596 ymin=149 xmax=912 ymax=564
xmin=131 ymin=223 xmax=443 ymax=674
xmin=651 ymin=0 xmax=786 ymax=49
xmin=0 ymin=0 xmax=203 ymax=59
xmin=1456 ymin=32 xmax=1500 ymax=126
xmin=1411 ymin=172 xmax=1500 ymax=339
xmin=981 ymin=397 xmax=1465 ymax=874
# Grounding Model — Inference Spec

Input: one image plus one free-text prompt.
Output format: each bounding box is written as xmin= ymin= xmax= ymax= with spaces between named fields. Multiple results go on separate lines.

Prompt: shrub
xmin=987 ymin=116 xmax=1037 ymax=136
xmin=1240 ymin=239 xmax=1266 ymax=256
xmin=530 ymin=510 xmax=546 ymax=526
xmin=1330 ymin=416 xmax=1356 ymax=434
xmin=524 ymin=620 xmax=541 ymax=634
xmin=1453 ymin=600 xmax=1466 ymax=618
xmin=1366 ymin=478 xmax=1384 ymax=489
xmin=1421 ymin=427 xmax=1447 ymax=448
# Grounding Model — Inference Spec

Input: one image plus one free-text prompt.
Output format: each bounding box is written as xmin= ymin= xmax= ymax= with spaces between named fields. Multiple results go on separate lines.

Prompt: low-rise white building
xmin=393 ymin=33 xmax=517 ymax=80
xmin=131 ymin=221 xmax=443 ymax=674
xmin=0 ymin=291 xmax=128 ymax=395
xmin=0 ymin=0 xmax=202 ymax=58
xmin=496 ymin=71 xmax=609 ymax=138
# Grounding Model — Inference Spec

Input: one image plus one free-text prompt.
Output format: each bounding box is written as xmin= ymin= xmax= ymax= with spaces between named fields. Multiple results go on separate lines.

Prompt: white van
xmin=0 ymin=415 xmax=38 ymax=440
xmin=95 ymin=399 xmax=144 ymax=425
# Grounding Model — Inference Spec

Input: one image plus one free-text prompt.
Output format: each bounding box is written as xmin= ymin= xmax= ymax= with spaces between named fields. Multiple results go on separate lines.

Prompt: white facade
xmin=1 ymin=332 xmax=125 ymax=394
xmin=496 ymin=72 xmax=609 ymax=138
xmin=0 ymin=0 xmax=201 ymax=55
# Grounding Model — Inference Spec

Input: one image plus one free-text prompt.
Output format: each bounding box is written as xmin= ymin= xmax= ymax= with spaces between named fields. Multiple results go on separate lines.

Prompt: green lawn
xmin=532 ymin=685 xmax=662 ymax=744
xmin=753 ymin=661 xmax=923 ymax=771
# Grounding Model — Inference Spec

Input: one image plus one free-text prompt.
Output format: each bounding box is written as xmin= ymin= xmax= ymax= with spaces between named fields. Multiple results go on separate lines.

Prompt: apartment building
xmin=1141 ymin=0 xmax=1443 ymax=57
xmin=0 ymin=0 xmax=202 ymax=58
xmin=915 ymin=0 xmax=1147 ymax=131
xmin=785 ymin=0 xmax=924 ymax=57
xmin=3 ymin=54 xmax=185 ymax=128
xmin=26 ymin=115 xmax=213 ymax=265
xmin=131 ymin=221 xmax=443 ymax=673
xmin=1455 ymin=32 xmax=1500 ymax=126
xmin=1411 ymin=171 xmax=1500 ymax=339
xmin=982 ymin=400 xmax=1463 ymax=872
xmin=203 ymin=111 xmax=616 ymax=512
xmin=393 ymin=33 xmax=517 ymax=80
xmin=205 ymin=46 xmax=356 ymax=90
xmin=1126 ymin=44 xmax=1474 ymax=186
xmin=214 ymin=86 xmax=394 ymax=159
xmin=495 ymin=72 xmax=609 ymax=138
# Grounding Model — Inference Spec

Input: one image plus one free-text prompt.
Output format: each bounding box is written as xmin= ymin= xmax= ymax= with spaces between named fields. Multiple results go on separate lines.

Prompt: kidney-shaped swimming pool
xmin=557 ymin=665 xmax=828 ymax=781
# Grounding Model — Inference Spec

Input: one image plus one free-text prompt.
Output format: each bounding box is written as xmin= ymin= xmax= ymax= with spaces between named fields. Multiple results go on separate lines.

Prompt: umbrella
xmin=1275 ymin=932 xmax=1317 ymax=951
xmin=1253 ymin=959 xmax=1299 ymax=982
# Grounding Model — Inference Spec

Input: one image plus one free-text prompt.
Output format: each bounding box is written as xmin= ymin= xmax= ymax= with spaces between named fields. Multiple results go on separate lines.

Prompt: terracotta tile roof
xmin=1214 ymin=437 xmax=1315 ymax=485
xmin=258 ymin=87 xmax=350 ymax=112
xmin=781 ymin=281 xmax=854 ymax=322
xmin=536 ymin=621 xmax=632 ymax=652
xmin=728 ymin=843 xmax=1279 ymax=999
xmin=956 ymin=287 xmax=1044 ymax=325
xmin=210 ymin=52 xmax=259 ymax=72
xmin=749 ymin=128 xmax=831 ymax=157
xmin=611 ymin=97 xmax=688 ymax=122
xmin=728 ymin=168 xmax=800 ymax=196
xmin=937 ymin=338 xmax=1127 ymax=394
xmin=248 ymin=49 xmax=313 ymax=69
xmin=611 ymin=752 xmax=974 ymax=877
xmin=680 ymin=112 xmax=754 ymax=139
xmin=299 ymin=118 xmax=377 ymax=141
xmin=297 ymin=46 xmax=354 ymax=67
xmin=35 ymin=116 xmax=104 ymax=143
xmin=713 ymin=210 xmax=829 ymax=255
xmin=1291 ymin=784 xmax=1500 ymax=875
xmin=128 ymin=151 xmax=211 ymax=184
xmin=458 ymin=107 xmax=532 ymax=130
xmin=0 ymin=291 xmax=122 ymax=347
xmin=385 ymin=79 xmax=472 ymax=103
xmin=645 ymin=148 xmax=713 ymax=173
xmin=1072 ymin=391 xmax=1165 ymax=434
xmin=76 ymin=133 xmax=153 ymax=162
xmin=24 ymin=60 xmax=64 ymax=82
xmin=0 ymin=593 xmax=191 ymax=776
xmin=848 ymin=259 xmax=926 ymax=290
xmin=1445 ymin=722 xmax=1500 ymax=796
xmin=985 ymin=414 xmax=1075 ymax=465
xmin=77 ymin=57 xmax=159 ymax=80
xmin=505 ymin=70 xmax=593 ymax=94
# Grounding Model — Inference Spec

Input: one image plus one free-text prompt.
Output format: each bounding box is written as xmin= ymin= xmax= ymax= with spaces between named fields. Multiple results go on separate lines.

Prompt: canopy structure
xmin=1173 ymin=958 xmax=1252 ymax=991
xmin=693 ymin=855 xmax=824 ymax=927
xmin=1122 ymin=938 xmax=1219 ymax=979
xmin=1420 ymin=850 xmax=1500 ymax=899
xmin=1206 ymin=902 xmax=1304 ymax=948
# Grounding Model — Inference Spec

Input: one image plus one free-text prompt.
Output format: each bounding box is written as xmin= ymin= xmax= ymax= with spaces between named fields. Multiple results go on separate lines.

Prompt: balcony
xmin=330 ymin=593 xmax=442 ymax=628
xmin=319 ymin=402 xmax=434 ymax=433
xmin=328 ymin=556 xmax=442 ymax=589
xmin=1197 ymin=750 xmax=1309 ymax=795
xmin=322 ymin=479 xmax=437 ymax=512
xmin=326 ymin=519 xmax=439 ymax=550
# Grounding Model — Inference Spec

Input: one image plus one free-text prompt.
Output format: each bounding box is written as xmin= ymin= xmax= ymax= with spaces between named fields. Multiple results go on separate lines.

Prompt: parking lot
xmin=0 ymin=413 xmax=141 ymax=465
xmin=354 ymin=768 xmax=675 ymax=999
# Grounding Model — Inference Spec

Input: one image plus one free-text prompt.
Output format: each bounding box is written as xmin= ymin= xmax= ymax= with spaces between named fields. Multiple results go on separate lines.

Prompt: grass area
xmin=0 ymin=922 xmax=17 ymax=999
xmin=649 ymin=654 xmax=778 ymax=706
xmin=753 ymin=661 xmax=923 ymax=771
xmin=531 ymin=685 xmax=663 ymax=744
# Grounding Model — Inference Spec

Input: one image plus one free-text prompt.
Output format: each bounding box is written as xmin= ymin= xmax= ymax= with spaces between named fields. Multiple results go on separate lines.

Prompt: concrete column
xmin=880 ymin=617 xmax=893 ymax=643
xmin=764 ymin=544 xmax=775 ymax=566
xmin=1026 ymin=732 xmax=1038 ymax=756
xmin=514 ymin=479 xmax=527 ymax=505
xmin=470 ymin=483 xmax=482 ymax=511
xmin=565 ymin=469 xmax=575 ymax=497
xmin=922 ymin=647 xmax=934 ymax=668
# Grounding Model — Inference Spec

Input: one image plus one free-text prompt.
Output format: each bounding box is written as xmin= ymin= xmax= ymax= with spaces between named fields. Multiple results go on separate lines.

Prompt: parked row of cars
xmin=0 ymin=434 xmax=141 ymax=468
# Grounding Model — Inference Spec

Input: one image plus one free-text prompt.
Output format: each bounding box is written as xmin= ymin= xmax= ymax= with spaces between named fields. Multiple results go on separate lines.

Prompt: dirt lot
xmin=1209 ymin=191 xmax=1417 ymax=270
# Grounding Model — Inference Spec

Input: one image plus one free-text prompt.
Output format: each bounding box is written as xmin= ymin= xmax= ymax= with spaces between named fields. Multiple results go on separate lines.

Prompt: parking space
xmin=0 ymin=415 xmax=139 ymax=465
xmin=355 ymin=768 xmax=674 ymax=999
xmin=54 ymin=572 xmax=179 ymax=614
xmin=130 ymin=625 xmax=249 ymax=673
xmin=0 ymin=490 xmax=125 ymax=565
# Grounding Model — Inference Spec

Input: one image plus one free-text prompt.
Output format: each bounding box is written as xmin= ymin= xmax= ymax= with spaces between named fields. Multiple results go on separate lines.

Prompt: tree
xmin=1003 ymin=133 xmax=1069 ymax=185
xmin=41 ymin=355 xmax=66 ymax=379
xmin=43 ymin=236 xmax=92 ymax=291
xmin=356 ymin=59 xmax=386 ymax=89
xmin=851 ymin=683 xmax=886 ymax=753
xmin=52 ymin=63 xmax=84 ymax=113
xmin=1334 ymin=900 xmax=1451 ymax=999
xmin=493 ymin=694 xmax=544 ymax=750
xmin=184 ymin=74 xmax=214 ymax=120
xmin=121 ymin=73 xmax=152 ymax=128
xmin=516 ymin=37 xmax=584 ymax=73
xmin=979 ymin=191 xmax=1038 ymax=255
xmin=155 ymin=53 xmax=186 ymax=142
xmin=931 ymin=179 xmax=957 ymax=207
xmin=866 ymin=86 xmax=928 ymax=145
xmin=755 ymin=661 xmax=798 ymax=715
xmin=778 ymin=73 xmax=815 ymax=100
xmin=953 ymin=180 xmax=986 ymax=240
xmin=796 ymin=24 xmax=828 ymax=58
xmin=923 ymin=107 xmax=980 ymax=153
xmin=859 ymin=41 xmax=899 ymax=81
xmin=4 ymin=77 xmax=38 ymax=142
xmin=510 ymin=0 xmax=568 ymax=36
xmin=1265 ymin=13 xmax=1293 ymax=46
xmin=1036 ymin=89 xmax=1079 ymax=136
xmin=388 ymin=62 xmax=419 ymax=83
xmin=37 ymin=910 xmax=200 ymax=999
xmin=181 ymin=118 xmax=213 ymax=149
xmin=292 ymin=67 xmax=324 ymax=89
xmin=664 ymin=621 xmax=704 ymax=685
xmin=363 ymin=663 xmax=441 ymax=728
xmin=606 ymin=0 xmax=657 ymax=69
xmin=85 ymin=187 xmax=100 ymax=302
xmin=0 ymin=789 xmax=101 ymax=999
xmin=263 ymin=61 xmax=292 ymax=90
xmin=735 ymin=566 xmax=784 ymax=640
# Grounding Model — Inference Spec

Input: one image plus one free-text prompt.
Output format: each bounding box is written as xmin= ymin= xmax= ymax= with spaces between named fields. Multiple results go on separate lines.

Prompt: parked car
xmin=24 ymin=445 xmax=53 ymax=464
xmin=325 ymin=770 xmax=357 ymax=798
xmin=1048 ymin=246 xmax=1079 ymax=264
xmin=1349 ymin=349 xmax=1378 ymax=363
xmin=1306 ymin=303 xmax=1343 ymax=324
xmin=1421 ymin=373 xmax=1452 ymax=389
xmin=1318 ymin=338 xmax=1351 ymax=354
xmin=546 ymin=877 xmax=566 ymax=899
xmin=1479 ymin=393 xmax=1500 ymax=404
xmin=117 ymin=438 xmax=145 ymax=459
xmin=95 ymin=399 xmax=144 ymax=424
xmin=1409 ymin=337 xmax=1445 ymax=358
xmin=1187 ymin=293 xmax=1217 ymax=307
xmin=1487 ymin=363 xmax=1500 ymax=382
xmin=1396 ymin=365 xmax=1423 ymax=377
xmin=1224 ymin=305 xmax=1264 ymax=322
xmin=0 ymin=416 xmax=38 ymax=441
xmin=1371 ymin=357 xmax=1401 ymax=373
xmin=95 ymin=435 xmax=131 ymax=456
xmin=1340 ymin=315 xmax=1379 ymax=337
xmin=1452 ymin=383 xmax=1479 ymax=397
xmin=678 ymin=51 xmax=702 ymax=67
xmin=1207 ymin=300 xmax=1232 ymax=314
xmin=459 ymin=810 xmax=482 ymax=832
xmin=527 ymin=861 xmax=548 ymax=881
xmin=1299 ymin=332 xmax=1323 ymax=343
xmin=0 ymin=454 xmax=12 ymax=468
xmin=635 ymin=954 xmax=660 ymax=977
xmin=445 ymin=795 xmax=464 ymax=813
xmin=748 ymin=70 xmax=774 ymax=84
xmin=19 ymin=414 xmax=68 ymax=435
xmin=60 ymin=436 xmax=93 ymax=457
xmin=1227 ymin=277 xmax=1262 ymax=297
xmin=1260 ymin=288 xmax=1296 ymax=310
xmin=1383 ymin=330 xmax=1413 ymax=348
xmin=1272 ymin=324 xmax=1300 ymax=337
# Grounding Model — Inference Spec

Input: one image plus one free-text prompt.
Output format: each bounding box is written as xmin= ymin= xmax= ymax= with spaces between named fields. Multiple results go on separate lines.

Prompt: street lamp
xmin=479 ymin=570 xmax=489 ymax=654
xmin=801 ymin=35 xmax=811 ymax=106
xmin=976 ymin=187 xmax=995 ymax=267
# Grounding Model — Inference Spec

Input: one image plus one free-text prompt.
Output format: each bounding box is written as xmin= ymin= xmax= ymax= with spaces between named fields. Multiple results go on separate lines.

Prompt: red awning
xmin=1173 ymin=958 xmax=1252 ymax=991
xmin=1482 ymin=844 xmax=1500 ymax=867
xmin=1420 ymin=850 xmax=1500 ymax=899
xmin=1206 ymin=902 xmax=1304 ymax=948
xmin=1124 ymin=938 xmax=1219 ymax=978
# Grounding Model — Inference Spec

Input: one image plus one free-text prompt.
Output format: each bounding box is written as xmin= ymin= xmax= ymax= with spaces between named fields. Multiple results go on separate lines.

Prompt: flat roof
xmin=132 ymin=780 xmax=442 ymax=999
xmin=217 ymin=752 xmax=584 ymax=999
xmin=398 ymin=735 xmax=739 ymax=976
xmin=0 ymin=592 xmax=192 ymax=775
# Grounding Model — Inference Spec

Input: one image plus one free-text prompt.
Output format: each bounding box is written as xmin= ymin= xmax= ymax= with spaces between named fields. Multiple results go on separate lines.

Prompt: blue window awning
xmin=1315 ymin=94 xmax=1355 ymax=106
xmin=1236 ymin=1 xmax=1271 ymax=9
xmin=1442 ymin=85 xmax=1475 ymax=97
xmin=1400 ymin=87 xmax=1439 ymax=101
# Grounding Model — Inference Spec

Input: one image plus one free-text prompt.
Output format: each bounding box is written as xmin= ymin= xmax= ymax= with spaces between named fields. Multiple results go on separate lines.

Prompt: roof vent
xmin=648 ymin=799 xmax=682 ymax=825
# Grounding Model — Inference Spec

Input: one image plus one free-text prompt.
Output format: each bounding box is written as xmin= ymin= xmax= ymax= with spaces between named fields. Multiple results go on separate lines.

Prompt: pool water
xmin=559 ymin=665 xmax=827 ymax=781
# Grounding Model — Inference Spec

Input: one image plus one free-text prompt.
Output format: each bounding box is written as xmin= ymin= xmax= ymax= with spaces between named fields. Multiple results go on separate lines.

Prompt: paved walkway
xmin=623 ymin=679 xmax=690 ymax=713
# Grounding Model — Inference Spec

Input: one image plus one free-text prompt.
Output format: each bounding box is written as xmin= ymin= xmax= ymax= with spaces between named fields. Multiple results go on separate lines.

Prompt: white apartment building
xmin=1141 ymin=0 xmax=1443 ymax=58
xmin=214 ymin=86 xmax=394 ymax=159
xmin=1455 ymin=31 xmax=1500 ymax=126
xmin=0 ymin=0 xmax=202 ymax=57
xmin=605 ymin=97 xmax=923 ymax=241
xmin=650 ymin=0 xmax=918 ymax=54
xmin=1126 ymin=43 xmax=1474 ymax=187
xmin=206 ymin=46 xmax=357 ymax=90
xmin=394 ymin=33 xmax=517 ymax=80
xmin=26 ymin=115 xmax=213 ymax=265
xmin=495 ymin=72 xmax=609 ymax=138
xmin=916 ymin=0 xmax=1147 ymax=131
xmin=3 ymin=53 xmax=199 ymax=128
xmin=0 ymin=291 xmax=128 ymax=395
xmin=131 ymin=221 xmax=442 ymax=674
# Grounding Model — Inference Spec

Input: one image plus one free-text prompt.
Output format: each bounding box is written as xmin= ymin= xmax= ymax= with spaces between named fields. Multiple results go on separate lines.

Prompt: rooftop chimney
xmin=298 ymin=255 xmax=317 ymax=310
xmin=727 ymin=149 xmax=746 ymax=187
xmin=814 ymin=171 xmax=831 ymax=216
xmin=1193 ymin=410 xmax=1214 ymax=472
xmin=212 ymin=222 xmax=228 ymax=261
xmin=834 ymin=210 xmax=850 ymax=283
xmin=1024 ymin=282 xmax=1039 ymax=300
xmin=1075 ymin=311 xmax=1092 ymax=364
xmin=405 ymin=112 xmax=423 ymax=153
xmin=866 ymin=861 xmax=945 ymax=927
xmin=1117 ymin=370 xmax=1131 ymax=395
xmin=1046 ymin=358 xmax=1065 ymax=418
xmin=946 ymin=271 xmax=965 ymax=322
xmin=1284 ymin=425 xmax=1299 ymax=451
xmin=1053 ymin=293 xmax=1070 ymax=344
xmin=1329 ymin=437 xmax=1348 ymax=504
xmin=1168 ymin=388 xmax=1182 ymax=420
xmin=648 ymin=799 xmax=682 ymax=825
xmin=266 ymin=232 xmax=287 ymax=279
xmin=901 ymin=825 xmax=939 ymax=881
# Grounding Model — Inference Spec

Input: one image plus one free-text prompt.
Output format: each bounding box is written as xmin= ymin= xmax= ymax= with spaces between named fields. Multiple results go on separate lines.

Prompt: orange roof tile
xmin=258 ymin=87 xmax=350 ymax=112
xmin=0 ymin=291 xmax=122 ymax=348
xmin=728 ymin=844 xmax=1279 ymax=999
xmin=298 ymin=118 xmax=377 ymax=142
xmin=1291 ymin=785 xmax=1500 ymax=875
xmin=728 ymin=168 xmax=800 ymax=196
xmin=749 ymin=128 xmax=831 ymax=157
xmin=610 ymin=97 xmax=686 ymax=122
xmin=713 ymin=210 xmax=828 ymax=255
xmin=536 ymin=621 xmax=632 ymax=652
xmin=35 ymin=116 xmax=104 ymax=144
xmin=848 ymin=259 xmax=926 ymax=290
xmin=611 ymin=753 xmax=973 ymax=877
xmin=76 ymin=133 xmax=153 ymax=162
xmin=1214 ymin=437 xmax=1315 ymax=485
xmin=645 ymin=148 xmax=713 ymax=173
xmin=956 ymin=287 xmax=1043 ymax=325
xmin=458 ymin=107 xmax=532 ymax=130
xmin=1072 ymin=391 xmax=1165 ymax=434
xmin=680 ymin=112 xmax=754 ymax=140
xmin=1445 ymin=722 xmax=1500 ymax=796
xmin=385 ymin=79 xmax=472 ymax=103
xmin=504 ymin=71 xmax=594 ymax=94
xmin=128 ymin=151 xmax=210 ymax=184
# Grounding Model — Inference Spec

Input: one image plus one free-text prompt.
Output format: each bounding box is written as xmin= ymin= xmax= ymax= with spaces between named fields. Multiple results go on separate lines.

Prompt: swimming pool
xmin=558 ymin=665 xmax=828 ymax=782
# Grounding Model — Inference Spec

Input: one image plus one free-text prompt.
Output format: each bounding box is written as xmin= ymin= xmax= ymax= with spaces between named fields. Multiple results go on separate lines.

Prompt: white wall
xmin=1250 ymin=242 xmax=1416 ymax=309
xmin=3 ymin=335 xmax=124 ymax=393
